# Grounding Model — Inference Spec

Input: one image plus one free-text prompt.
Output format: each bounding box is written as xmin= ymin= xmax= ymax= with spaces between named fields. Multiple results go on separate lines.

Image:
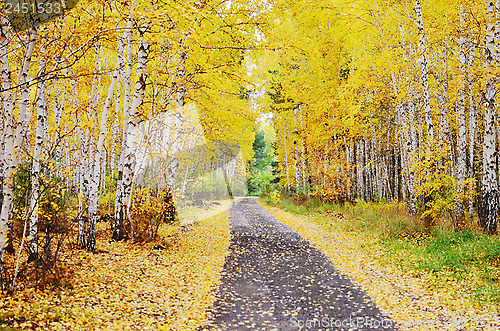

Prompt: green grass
xmin=264 ymin=195 xmax=500 ymax=305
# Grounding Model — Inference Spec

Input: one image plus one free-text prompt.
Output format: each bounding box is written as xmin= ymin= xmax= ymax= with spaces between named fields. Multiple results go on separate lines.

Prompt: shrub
xmin=6 ymin=159 xmax=73 ymax=291
xmin=130 ymin=188 xmax=177 ymax=242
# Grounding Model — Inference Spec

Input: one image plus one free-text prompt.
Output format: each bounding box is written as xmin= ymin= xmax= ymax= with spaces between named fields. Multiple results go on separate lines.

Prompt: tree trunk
xmin=113 ymin=13 xmax=134 ymax=241
xmin=282 ymin=118 xmax=291 ymax=194
xmin=415 ymin=0 xmax=434 ymax=139
xmin=479 ymin=0 xmax=499 ymax=235
xmin=28 ymin=45 xmax=47 ymax=261
xmin=299 ymin=105 xmax=307 ymax=194
xmin=293 ymin=106 xmax=301 ymax=194
xmin=468 ymin=43 xmax=476 ymax=222
xmin=85 ymin=37 xmax=125 ymax=252
xmin=455 ymin=8 xmax=467 ymax=227
xmin=122 ymin=29 xmax=150 ymax=244
xmin=0 ymin=16 xmax=15 ymax=286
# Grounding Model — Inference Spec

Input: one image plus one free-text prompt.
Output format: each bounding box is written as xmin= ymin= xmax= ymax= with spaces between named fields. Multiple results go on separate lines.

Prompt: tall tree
xmin=479 ymin=0 xmax=499 ymax=235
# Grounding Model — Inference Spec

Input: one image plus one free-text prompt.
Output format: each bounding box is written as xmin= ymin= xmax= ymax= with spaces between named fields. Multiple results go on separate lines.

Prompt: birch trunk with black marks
xmin=293 ymin=106 xmax=301 ymax=194
xmin=85 ymin=40 xmax=125 ymax=252
xmin=479 ymin=0 xmax=499 ymax=235
xmin=415 ymin=0 xmax=434 ymax=140
xmin=282 ymin=119 xmax=291 ymax=194
xmin=0 ymin=16 xmax=14 ymax=286
xmin=13 ymin=28 xmax=38 ymax=167
xmin=299 ymin=105 xmax=307 ymax=194
xmin=468 ymin=44 xmax=476 ymax=222
xmin=113 ymin=14 xmax=134 ymax=241
xmin=3 ymin=27 xmax=38 ymax=255
xmin=406 ymin=96 xmax=418 ymax=215
xmin=122 ymin=29 xmax=150 ymax=244
xmin=28 ymin=46 xmax=47 ymax=261
xmin=455 ymin=10 xmax=467 ymax=227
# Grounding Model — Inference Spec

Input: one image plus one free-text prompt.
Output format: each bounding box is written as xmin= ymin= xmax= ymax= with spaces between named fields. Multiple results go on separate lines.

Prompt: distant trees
xmin=248 ymin=131 xmax=274 ymax=196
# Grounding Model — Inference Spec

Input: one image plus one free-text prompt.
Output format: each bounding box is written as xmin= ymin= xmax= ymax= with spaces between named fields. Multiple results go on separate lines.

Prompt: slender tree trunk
xmin=122 ymin=28 xmax=150 ymax=244
xmin=3 ymin=27 xmax=38 ymax=255
xmin=468 ymin=44 xmax=476 ymax=222
xmin=479 ymin=0 xmax=499 ymax=235
xmin=28 ymin=45 xmax=47 ymax=260
xmin=293 ymin=106 xmax=301 ymax=194
xmin=415 ymin=0 xmax=434 ymax=139
xmin=113 ymin=13 xmax=134 ymax=241
xmin=282 ymin=118 xmax=291 ymax=194
xmin=406 ymin=96 xmax=418 ymax=215
xmin=455 ymin=9 xmax=467 ymax=227
xmin=299 ymin=105 xmax=307 ymax=193
xmin=0 ymin=16 xmax=15 ymax=286
xmin=85 ymin=39 xmax=125 ymax=251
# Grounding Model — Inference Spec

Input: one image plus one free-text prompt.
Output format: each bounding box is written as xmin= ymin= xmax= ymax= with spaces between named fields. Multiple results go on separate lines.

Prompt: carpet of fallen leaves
xmin=0 ymin=211 xmax=230 ymax=330
xmin=263 ymin=204 xmax=500 ymax=331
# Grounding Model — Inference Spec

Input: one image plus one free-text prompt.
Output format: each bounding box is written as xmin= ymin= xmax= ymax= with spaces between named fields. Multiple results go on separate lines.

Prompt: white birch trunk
xmin=0 ymin=16 xmax=15 ymax=283
xmin=299 ymin=105 xmax=307 ymax=193
xmin=122 ymin=30 xmax=150 ymax=244
xmin=468 ymin=44 xmax=476 ymax=222
xmin=113 ymin=14 xmax=134 ymax=241
xmin=406 ymin=96 xmax=418 ymax=215
xmin=282 ymin=119 xmax=291 ymax=194
xmin=85 ymin=37 xmax=125 ymax=251
xmin=27 ymin=46 xmax=47 ymax=260
xmin=13 ymin=28 xmax=38 ymax=167
xmin=455 ymin=9 xmax=467 ymax=226
xmin=415 ymin=0 xmax=434 ymax=139
xmin=293 ymin=107 xmax=300 ymax=194
xmin=479 ymin=0 xmax=499 ymax=234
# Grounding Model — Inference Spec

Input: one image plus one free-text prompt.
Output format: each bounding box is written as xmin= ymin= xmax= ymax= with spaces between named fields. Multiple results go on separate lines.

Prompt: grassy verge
xmin=176 ymin=198 xmax=239 ymax=224
xmin=263 ymin=196 xmax=500 ymax=307
xmin=0 ymin=211 xmax=231 ymax=330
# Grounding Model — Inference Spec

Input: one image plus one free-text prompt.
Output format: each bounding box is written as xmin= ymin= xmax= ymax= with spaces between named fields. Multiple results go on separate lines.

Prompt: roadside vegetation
xmin=263 ymin=194 xmax=500 ymax=307
xmin=0 ymin=206 xmax=231 ymax=330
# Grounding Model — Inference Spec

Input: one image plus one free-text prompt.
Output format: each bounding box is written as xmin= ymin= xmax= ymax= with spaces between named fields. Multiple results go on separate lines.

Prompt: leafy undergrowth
xmin=261 ymin=200 xmax=500 ymax=330
xmin=0 ymin=211 xmax=230 ymax=330
xmin=270 ymin=197 xmax=500 ymax=304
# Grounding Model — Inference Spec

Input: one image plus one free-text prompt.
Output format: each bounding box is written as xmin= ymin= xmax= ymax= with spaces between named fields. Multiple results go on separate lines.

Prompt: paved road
xmin=208 ymin=197 xmax=396 ymax=330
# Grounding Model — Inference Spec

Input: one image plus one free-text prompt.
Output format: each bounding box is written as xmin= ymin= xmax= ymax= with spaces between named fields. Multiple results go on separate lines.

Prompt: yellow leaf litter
xmin=0 ymin=211 xmax=230 ymax=330
xmin=262 ymin=204 xmax=500 ymax=331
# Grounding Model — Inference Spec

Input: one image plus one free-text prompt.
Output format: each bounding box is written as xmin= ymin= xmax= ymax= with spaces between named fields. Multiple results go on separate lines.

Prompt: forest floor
xmin=261 ymin=200 xmax=500 ymax=330
xmin=0 ymin=201 xmax=232 ymax=330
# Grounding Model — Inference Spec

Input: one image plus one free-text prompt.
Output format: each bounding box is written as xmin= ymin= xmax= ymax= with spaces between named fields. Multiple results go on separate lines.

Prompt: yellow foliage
xmin=0 ymin=212 xmax=231 ymax=330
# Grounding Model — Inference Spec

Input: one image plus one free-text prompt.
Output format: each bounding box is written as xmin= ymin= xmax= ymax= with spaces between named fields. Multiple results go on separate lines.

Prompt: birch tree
xmin=27 ymin=40 xmax=47 ymax=261
xmin=479 ymin=0 xmax=499 ymax=235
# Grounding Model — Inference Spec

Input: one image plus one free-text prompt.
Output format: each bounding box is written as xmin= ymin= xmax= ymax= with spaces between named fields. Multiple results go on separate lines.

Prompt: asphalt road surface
xmin=208 ymin=197 xmax=396 ymax=330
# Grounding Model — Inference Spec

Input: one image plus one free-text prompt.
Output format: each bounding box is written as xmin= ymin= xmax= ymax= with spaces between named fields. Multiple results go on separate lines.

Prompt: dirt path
xmin=208 ymin=197 xmax=396 ymax=330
